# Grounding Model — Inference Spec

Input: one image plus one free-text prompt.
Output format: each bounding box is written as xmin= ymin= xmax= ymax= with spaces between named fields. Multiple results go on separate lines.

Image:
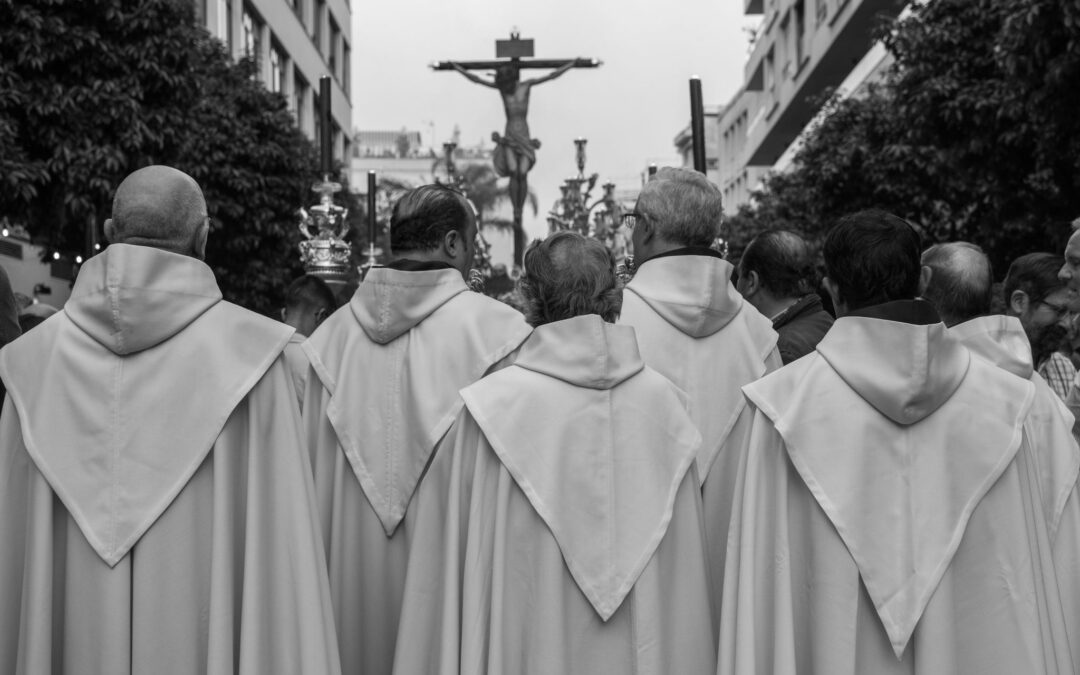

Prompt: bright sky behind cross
xmin=352 ymin=0 xmax=758 ymax=244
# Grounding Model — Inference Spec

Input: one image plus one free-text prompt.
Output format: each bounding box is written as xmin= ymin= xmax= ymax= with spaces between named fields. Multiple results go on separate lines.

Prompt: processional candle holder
xmin=298 ymin=175 xmax=351 ymax=283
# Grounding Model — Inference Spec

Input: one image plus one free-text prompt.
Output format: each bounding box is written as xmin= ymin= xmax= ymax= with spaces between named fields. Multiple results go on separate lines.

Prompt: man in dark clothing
xmin=737 ymin=230 xmax=833 ymax=363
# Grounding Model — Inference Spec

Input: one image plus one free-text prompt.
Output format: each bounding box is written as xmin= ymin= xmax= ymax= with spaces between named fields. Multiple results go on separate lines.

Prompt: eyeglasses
xmin=1038 ymin=298 xmax=1070 ymax=319
xmin=621 ymin=211 xmax=646 ymax=229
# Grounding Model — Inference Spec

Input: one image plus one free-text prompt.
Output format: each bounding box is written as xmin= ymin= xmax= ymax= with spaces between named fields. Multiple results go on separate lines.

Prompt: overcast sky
xmin=351 ymin=0 xmax=759 ymax=241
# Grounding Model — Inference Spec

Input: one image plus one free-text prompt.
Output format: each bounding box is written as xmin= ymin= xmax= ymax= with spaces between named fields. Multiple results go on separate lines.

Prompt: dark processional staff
xmin=432 ymin=32 xmax=601 ymax=264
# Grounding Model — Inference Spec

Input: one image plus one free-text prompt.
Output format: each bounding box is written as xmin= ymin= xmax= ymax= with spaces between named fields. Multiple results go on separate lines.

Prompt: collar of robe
xmin=620 ymin=255 xmax=777 ymax=482
xmin=0 ymin=244 xmax=292 ymax=566
xmin=949 ymin=314 xmax=1034 ymax=379
xmin=624 ymin=254 xmax=743 ymax=339
xmin=461 ymin=315 xmax=702 ymax=620
xmin=351 ymin=266 xmax=469 ymax=344
xmin=743 ymin=315 xmax=1035 ymax=657
xmin=305 ymin=272 xmax=532 ymax=536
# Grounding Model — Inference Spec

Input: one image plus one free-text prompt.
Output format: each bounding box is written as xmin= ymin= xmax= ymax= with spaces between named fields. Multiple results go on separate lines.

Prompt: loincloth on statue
xmin=491 ymin=131 xmax=540 ymax=177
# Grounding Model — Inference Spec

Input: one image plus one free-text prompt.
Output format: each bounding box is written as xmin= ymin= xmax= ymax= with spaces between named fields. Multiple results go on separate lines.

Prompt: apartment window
xmin=294 ymin=70 xmax=308 ymax=128
xmin=329 ymin=17 xmax=340 ymax=80
xmin=242 ymin=6 xmax=261 ymax=64
xmin=343 ymin=43 xmax=351 ymax=96
xmin=314 ymin=0 xmax=325 ymax=49
xmin=764 ymin=48 xmax=775 ymax=91
xmin=220 ymin=0 xmax=233 ymax=50
xmin=269 ymin=44 xmax=286 ymax=94
xmin=816 ymin=0 xmax=827 ymax=24
xmin=795 ymin=0 xmax=807 ymax=67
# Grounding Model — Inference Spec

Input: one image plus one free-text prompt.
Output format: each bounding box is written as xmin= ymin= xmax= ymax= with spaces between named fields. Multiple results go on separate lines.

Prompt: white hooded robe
xmin=302 ymin=266 xmax=531 ymax=675
xmin=0 ymin=244 xmax=341 ymax=675
xmin=718 ymin=307 xmax=1080 ymax=674
xmin=619 ymin=254 xmax=780 ymax=624
xmin=392 ymin=315 xmax=716 ymax=675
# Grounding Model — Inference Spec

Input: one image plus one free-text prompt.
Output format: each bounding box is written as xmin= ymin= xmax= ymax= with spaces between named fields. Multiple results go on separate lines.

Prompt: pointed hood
xmin=0 ymin=244 xmax=291 ymax=567
xmin=462 ymin=315 xmax=701 ymax=620
xmin=816 ymin=315 xmax=969 ymax=425
xmin=305 ymin=280 xmax=531 ymax=537
xmin=351 ymin=266 xmax=468 ymax=344
xmin=745 ymin=312 xmax=1035 ymax=658
xmin=949 ymin=315 xmax=1034 ymax=379
xmin=65 ymin=244 xmax=222 ymax=354
xmin=513 ymin=315 xmax=644 ymax=389
xmin=625 ymin=255 xmax=743 ymax=338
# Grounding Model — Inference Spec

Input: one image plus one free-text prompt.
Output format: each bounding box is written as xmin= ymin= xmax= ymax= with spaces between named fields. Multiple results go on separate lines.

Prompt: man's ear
xmin=739 ymin=269 xmax=760 ymax=297
xmin=918 ymin=265 xmax=932 ymax=297
xmin=822 ymin=277 xmax=844 ymax=316
xmin=314 ymin=307 xmax=329 ymax=326
xmin=192 ymin=220 xmax=209 ymax=260
xmin=280 ymin=307 xmax=288 ymax=322
xmin=1010 ymin=290 xmax=1030 ymax=316
xmin=103 ymin=218 xmax=116 ymax=243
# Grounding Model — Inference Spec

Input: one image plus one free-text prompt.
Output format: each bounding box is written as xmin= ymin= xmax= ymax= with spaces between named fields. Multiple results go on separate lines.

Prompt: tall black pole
xmin=367 ymin=170 xmax=377 ymax=246
xmin=319 ymin=76 xmax=333 ymax=176
xmin=689 ymin=77 xmax=707 ymax=174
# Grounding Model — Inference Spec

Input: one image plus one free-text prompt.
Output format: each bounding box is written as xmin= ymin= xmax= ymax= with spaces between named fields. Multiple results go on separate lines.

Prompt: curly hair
xmin=518 ymin=231 xmax=622 ymax=327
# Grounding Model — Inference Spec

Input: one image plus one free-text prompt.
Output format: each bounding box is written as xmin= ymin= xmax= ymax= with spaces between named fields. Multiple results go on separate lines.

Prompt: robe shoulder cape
xmin=0 ymin=244 xmax=340 ymax=675
xmin=393 ymin=316 xmax=715 ymax=675
xmin=719 ymin=314 xmax=1080 ymax=675
xmin=303 ymin=266 xmax=531 ymax=675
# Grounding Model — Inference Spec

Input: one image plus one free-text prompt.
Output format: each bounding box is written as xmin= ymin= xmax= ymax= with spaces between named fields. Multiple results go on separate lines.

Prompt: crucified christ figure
xmin=446 ymin=60 xmax=579 ymax=261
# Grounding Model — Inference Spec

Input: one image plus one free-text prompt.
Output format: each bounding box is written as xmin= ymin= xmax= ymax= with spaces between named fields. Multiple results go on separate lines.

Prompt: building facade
xmin=195 ymin=0 xmax=353 ymax=165
xmin=716 ymin=0 xmax=903 ymax=213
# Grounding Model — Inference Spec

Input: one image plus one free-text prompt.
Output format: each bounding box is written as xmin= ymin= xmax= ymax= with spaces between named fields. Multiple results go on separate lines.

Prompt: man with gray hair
xmin=303 ymin=183 xmax=531 ymax=675
xmin=737 ymin=229 xmax=833 ymax=363
xmin=0 ymin=165 xmax=341 ymax=673
xmin=618 ymin=167 xmax=779 ymax=626
xmin=394 ymin=231 xmax=715 ymax=674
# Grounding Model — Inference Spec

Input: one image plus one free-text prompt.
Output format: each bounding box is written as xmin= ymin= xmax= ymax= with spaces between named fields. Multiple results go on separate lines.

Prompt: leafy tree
xmin=735 ymin=0 xmax=1080 ymax=275
xmin=0 ymin=0 xmax=336 ymax=314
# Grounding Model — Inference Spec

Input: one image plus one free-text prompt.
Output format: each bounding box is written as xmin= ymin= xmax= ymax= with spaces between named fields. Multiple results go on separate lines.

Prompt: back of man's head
xmin=739 ymin=230 xmax=816 ymax=300
xmin=105 ymin=165 xmax=209 ymax=259
xmin=1003 ymin=252 xmax=1066 ymax=316
xmin=637 ymin=167 xmax=723 ymax=248
xmin=519 ymin=231 xmax=621 ymax=327
xmin=920 ymin=242 xmax=994 ymax=327
xmin=281 ymin=274 xmax=337 ymax=337
xmin=390 ymin=184 xmax=473 ymax=250
xmin=823 ymin=209 xmax=922 ymax=313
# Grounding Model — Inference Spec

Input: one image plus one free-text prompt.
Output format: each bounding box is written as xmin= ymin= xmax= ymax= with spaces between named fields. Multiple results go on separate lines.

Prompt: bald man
xmin=0 ymin=166 xmax=340 ymax=674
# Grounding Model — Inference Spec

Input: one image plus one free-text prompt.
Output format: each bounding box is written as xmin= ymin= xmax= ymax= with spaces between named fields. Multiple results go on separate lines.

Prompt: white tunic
xmin=0 ymin=244 xmax=340 ymax=675
xmin=719 ymin=309 xmax=1080 ymax=674
xmin=302 ymin=266 xmax=531 ymax=675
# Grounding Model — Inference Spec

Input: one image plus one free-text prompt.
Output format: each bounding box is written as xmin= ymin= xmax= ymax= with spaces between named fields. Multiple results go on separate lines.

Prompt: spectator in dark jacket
xmin=737 ymin=230 xmax=833 ymax=364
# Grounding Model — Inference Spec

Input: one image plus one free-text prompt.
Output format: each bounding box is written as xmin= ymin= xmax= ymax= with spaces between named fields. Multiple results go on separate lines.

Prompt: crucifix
xmin=432 ymin=32 xmax=601 ymax=264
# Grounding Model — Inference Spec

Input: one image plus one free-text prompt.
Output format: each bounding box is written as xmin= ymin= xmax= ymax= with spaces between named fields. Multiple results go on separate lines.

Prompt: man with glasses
xmin=617 ymin=167 xmax=780 ymax=632
xmin=1004 ymin=252 xmax=1078 ymax=400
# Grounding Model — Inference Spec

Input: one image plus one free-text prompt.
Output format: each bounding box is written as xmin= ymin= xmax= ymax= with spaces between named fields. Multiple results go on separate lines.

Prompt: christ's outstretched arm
xmin=524 ymin=59 xmax=583 ymax=87
xmin=448 ymin=62 xmax=499 ymax=89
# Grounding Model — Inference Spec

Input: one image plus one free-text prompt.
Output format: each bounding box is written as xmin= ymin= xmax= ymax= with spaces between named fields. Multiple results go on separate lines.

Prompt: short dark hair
xmin=920 ymin=242 xmax=994 ymax=326
xmin=1003 ymin=252 xmax=1065 ymax=308
xmin=823 ymin=209 xmax=922 ymax=310
xmin=518 ymin=231 xmax=622 ymax=327
xmin=284 ymin=274 xmax=337 ymax=312
xmin=739 ymin=230 xmax=816 ymax=299
xmin=390 ymin=184 xmax=473 ymax=253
